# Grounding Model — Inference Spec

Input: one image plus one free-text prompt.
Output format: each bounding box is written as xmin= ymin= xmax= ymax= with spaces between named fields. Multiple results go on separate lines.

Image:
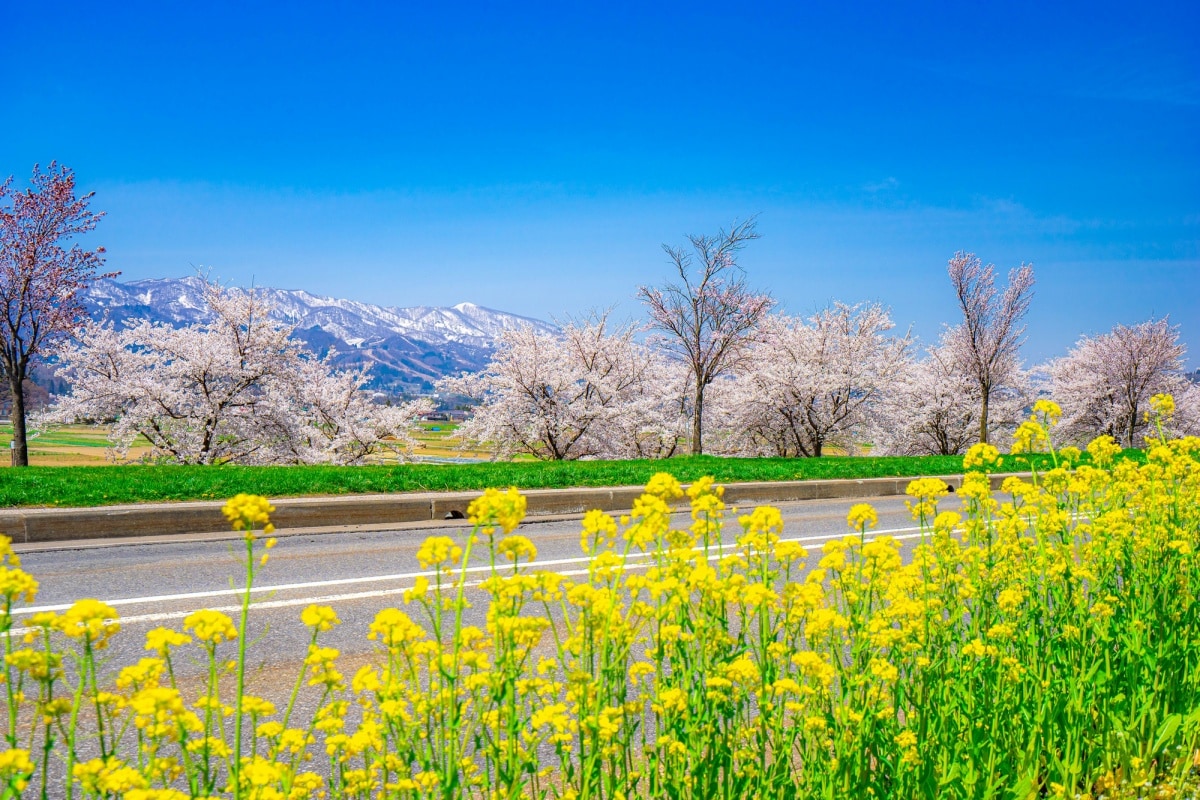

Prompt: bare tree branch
xmin=637 ymin=218 xmax=774 ymax=454
xmin=945 ymin=251 xmax=1034 ymax=445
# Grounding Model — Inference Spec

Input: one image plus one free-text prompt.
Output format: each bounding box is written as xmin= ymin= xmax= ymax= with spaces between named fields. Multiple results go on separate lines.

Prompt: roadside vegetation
xmin=0 ymin=399 xmax=1195 ymax=798
xmin=0 ymin=450 xmax=1120 ymax=509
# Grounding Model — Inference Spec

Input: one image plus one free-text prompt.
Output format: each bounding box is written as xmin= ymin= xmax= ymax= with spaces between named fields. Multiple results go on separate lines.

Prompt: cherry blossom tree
xmin=713 ymin=303 xmax=912 ymax=457
xmin=440 ymin=315 xmax=687 ymax=460
xmin=0 ymin=163 xmax=114 ymax=466
xmin=41 ymin=279 xmax=431 ymax=464
xmin=946 ymin=252 xmax=1035 ymax=445
xmin=870 ymin=341 xmax=1029 ymax=456
xmin=1048 ymin=317 xmax=1198 ymax=446
xmin=638 ymin=219 xmax=775 ymax=455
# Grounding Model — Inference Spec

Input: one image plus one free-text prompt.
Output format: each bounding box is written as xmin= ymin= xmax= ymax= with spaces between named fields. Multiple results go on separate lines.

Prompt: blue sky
xmin=4 ymin=0 xmax=1197 ymax=366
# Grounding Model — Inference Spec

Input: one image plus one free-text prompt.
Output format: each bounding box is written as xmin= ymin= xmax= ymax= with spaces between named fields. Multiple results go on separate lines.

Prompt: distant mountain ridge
xmin=81 ymin=277 xmax=558 ymax=394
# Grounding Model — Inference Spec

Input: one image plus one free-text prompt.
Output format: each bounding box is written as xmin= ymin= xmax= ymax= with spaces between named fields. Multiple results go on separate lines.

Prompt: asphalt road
xmin=12 ymin=493 xmax=961 ymax=697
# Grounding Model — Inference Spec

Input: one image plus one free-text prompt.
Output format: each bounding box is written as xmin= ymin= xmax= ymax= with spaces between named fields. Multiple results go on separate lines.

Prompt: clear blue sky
xmin=5 ymin=0 xmax=1197 ymax=366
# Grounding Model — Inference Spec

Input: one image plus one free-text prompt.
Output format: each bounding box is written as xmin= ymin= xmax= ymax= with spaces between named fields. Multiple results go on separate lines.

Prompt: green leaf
xmin=1153 ymin=713 xmax=1183 ymax=754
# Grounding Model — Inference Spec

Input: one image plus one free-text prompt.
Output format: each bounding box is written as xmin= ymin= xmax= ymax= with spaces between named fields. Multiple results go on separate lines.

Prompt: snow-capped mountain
xmin=82 ymin=277 xmax=558 ymax=393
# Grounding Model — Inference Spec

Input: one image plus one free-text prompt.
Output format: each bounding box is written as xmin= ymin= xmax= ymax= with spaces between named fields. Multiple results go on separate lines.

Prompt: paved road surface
xmin=12 ymin=493 xmax=962 ymax=697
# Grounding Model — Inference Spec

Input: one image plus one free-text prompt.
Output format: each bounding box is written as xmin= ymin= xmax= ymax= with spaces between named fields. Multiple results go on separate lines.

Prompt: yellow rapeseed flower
xmin=221 ymin=493 xmax=275 ymax=534
xmin=963 ymin=442 xmax=1001 ymax=472
xmin=846 ymin=503 xmax=878 ymax=531
xmin=58 ymin=599 xmax=120 ymax=647
xmin=415 ymin=535 xmax=462 ymax=570
xmin=907 ymin=477 xmax=950 ymax=501
xmin=933 ymin=511 xmax=961 ymax=536
xmin=144 ymin=627 xmax=192 ymax=656
xmin=686 ymin=475 xmax=724 ymax=500
xmin=300 ymin=604 xmax=340 ymax=632
xmin=241 ymin=695 xmax=276 ymax=717
xmin=1086 ymin=434 xmax=1122 ymax=468
xmin=1012 ymin=420 xmax=1049 ymax=454
xmin=627 ymin=493 xmax=673 ymax=550
xmin=722 ymin=655 xmax=760 ymax=687
xmin=645 ymin=472 xmax=684 ymax=502
xmin=958 ymin=472 xmax=993 ymax=503
xmin=497 ymin=534 xmax=538 ymax=563
xmin=467 ymin=487 xmax=527 ymax=534
xmin=580 ymin=509 xmax=618 ymax=554
xmin=1149 ymin=393 xmax=1175 ymax=419
xmin=73 ymin=756 xmax=149 ymax=794
xmin=368 ymin=608 xmax=425 ymax=648
xmin=116 ymin=658 xmax=165 ymax=692
xmin=0 ymin=566 xmax=37 ymax=605
xmin=906 ymin=477 xmax=949 ymax=520
xmin=126 ymin=789 xmax=192 ymax=800
xmin=5 ymin=648 xmax=61 ymax=682
xmin=183 ymin=609 xmax=238 ymax=645
xmin=1032 ymin=399 xmax=1062 ymax=424
xmin=0 ymin=748 xmax=34 ymax=791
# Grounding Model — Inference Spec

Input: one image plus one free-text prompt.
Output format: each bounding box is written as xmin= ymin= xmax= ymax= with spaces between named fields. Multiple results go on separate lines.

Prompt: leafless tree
xmin=945 ymin=251 xmax=1035 ymax=445
xmin=638 ymin=219 xmax=775 ymax=454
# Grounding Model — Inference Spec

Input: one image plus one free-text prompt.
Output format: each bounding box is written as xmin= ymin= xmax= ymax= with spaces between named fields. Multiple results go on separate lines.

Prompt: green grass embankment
xmin=0 ymin=451 xmax=1145 ymax=509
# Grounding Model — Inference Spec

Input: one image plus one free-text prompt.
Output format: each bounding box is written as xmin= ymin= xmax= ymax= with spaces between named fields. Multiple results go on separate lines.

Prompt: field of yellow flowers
xmin=0 ymin=396 xmax=1197 ymax=799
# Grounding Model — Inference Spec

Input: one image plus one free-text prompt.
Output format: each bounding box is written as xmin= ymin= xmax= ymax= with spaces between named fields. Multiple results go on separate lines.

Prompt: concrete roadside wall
xmin=0 ymin=473 xmax=1022 ymax=545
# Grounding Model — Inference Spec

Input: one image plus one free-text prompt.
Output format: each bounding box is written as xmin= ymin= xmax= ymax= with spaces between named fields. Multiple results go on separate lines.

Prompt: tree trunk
xmin=978 ymin=390 xmax=990 ymax=445
xmin=7 ymin=372 xmax=28 ymax=467
xmin=692 ymin=377 xmax=705 ymax=455
xmin=1127 ymin=406 xmax=1138 ymax=449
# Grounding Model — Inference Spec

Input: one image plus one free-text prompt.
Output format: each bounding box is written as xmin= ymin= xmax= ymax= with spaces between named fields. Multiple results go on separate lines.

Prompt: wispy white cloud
xmin=863 ymin=177 xmax=899 ymax=193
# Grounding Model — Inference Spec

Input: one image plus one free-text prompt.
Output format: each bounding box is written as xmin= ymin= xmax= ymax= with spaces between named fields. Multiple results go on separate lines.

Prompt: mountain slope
xmin=81 ymin=277 xmax=557 ymax=393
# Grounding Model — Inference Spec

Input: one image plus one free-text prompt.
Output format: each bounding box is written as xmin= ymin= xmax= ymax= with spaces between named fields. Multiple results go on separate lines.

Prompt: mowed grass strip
xmin=0 ymin=451 xmax=1143 ymax=508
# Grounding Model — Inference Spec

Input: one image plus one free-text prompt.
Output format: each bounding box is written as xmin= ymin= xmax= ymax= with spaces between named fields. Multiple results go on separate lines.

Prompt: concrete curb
xmin=0 ymin=473 xmax=1023 ymax=545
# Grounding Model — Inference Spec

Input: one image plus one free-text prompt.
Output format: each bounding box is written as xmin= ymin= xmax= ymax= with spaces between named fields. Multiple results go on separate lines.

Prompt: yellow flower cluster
xmin=962 ymin=442 xmax=1001 ymax=471
xmin=144 ymin=627 xmax=191 ymax=656
xmin=1149 ymin=392 xmax=1175 ymax=419
xmin=644 ymin=472 xmax=684 ymax=502
xmin=222 ymin=493 xmax=276 ymax=534
xmin=905 ymin=477 xmax=949 ymax=521
xmin=183 ymin=609 xmax=238 ymax=645
xmin=5 ymin=404 xmax=1200 ymax=800
xmin=300 ymin=604 xmax=340 ymax=632
xmin=415 ymin=535 xmax=462 ymax=570
xmin=580 ymin=509 xmax=618 ymax=554
xmin=498 ymin=534 xmax=538 ymax=563
xmin=0 ymin=749 xmax=34 ymax=791
xmin=57 ymin=599 xmax=120 ymax=647
xmin=467 ymin=486 xmax=527 ymax=534
xmin=846 ymin=503 xmax=878 ymax=531
xmin=0 ymin=536 xmax=37 ymax=607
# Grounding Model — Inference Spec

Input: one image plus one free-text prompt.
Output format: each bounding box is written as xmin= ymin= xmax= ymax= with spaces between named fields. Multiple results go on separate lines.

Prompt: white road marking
xmin=10 ymin=527 xmax=928 ymax=634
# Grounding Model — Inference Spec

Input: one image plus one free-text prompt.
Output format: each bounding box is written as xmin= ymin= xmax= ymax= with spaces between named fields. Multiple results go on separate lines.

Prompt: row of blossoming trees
xmin=439 ymin=222 xmax=1200 ymax=460
xmin=20 ymin=188 xmax=1198 ymax=464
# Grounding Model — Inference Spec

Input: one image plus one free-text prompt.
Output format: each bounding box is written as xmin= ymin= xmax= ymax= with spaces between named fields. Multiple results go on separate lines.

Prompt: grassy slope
xmin=0 ymin=451 xmax=1140 ymax=509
